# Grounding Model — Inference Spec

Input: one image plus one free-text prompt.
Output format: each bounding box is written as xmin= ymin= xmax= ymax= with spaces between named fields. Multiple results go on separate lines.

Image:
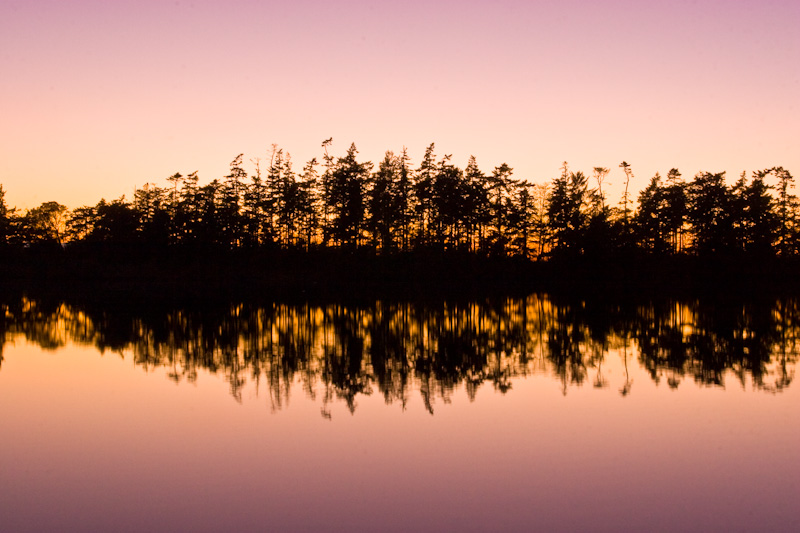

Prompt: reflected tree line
xmin=0 ymin=295 xmax=795 ymax=414
xmin=0 ymin=142 xmax=797 ymax=259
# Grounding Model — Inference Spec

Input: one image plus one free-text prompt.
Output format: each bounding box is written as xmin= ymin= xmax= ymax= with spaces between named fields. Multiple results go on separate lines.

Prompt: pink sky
xmin=1 ymin=0 xmax=798 ymax=208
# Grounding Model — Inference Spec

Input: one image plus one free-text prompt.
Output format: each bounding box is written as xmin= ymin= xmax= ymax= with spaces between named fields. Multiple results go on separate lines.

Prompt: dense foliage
xmin=0 ymin=142 xmax=797 ymax=259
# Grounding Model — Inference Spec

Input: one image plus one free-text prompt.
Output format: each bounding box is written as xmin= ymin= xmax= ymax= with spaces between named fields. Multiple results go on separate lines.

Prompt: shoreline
xmin=1 ymin=247 xmax=797 ymax=303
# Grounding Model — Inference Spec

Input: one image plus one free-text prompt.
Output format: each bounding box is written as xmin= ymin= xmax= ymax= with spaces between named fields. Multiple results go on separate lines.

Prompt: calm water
xmin=0 ymin=295 xmax=797 ymax=532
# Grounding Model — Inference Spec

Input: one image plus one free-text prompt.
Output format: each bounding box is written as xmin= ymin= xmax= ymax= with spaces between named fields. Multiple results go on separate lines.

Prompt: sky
xmin=1 ymin=0 xmax=798 ymax=209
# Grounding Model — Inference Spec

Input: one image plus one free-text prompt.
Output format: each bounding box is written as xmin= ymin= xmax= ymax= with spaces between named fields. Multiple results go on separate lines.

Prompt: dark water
xmin=0 ymin=294 xmax=797 ymax=532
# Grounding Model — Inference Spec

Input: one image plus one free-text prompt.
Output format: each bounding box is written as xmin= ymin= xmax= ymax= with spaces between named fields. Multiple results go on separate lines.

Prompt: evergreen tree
xmin=738 ymin=171 xmax=777 ymax=254
xmin=506 ymin=180 xmax=536 ymax=257
xmin=773 ymin=166 xmax=798 ymax=255
xmin=243 ymin=160 xmax=269 ymax=247
xmin=220 ymin=154 xmax=247 ymax=247
xmin=367 ymin=151 xmax=400 ymax=251
xmin=413 ymin=144 xmax=437 ymax=247
xmin=547 ymin=163 xmax=588 ymax=256
xmin=430 ymin=154 xmax=465 ymax=250
xmin=324 ymin=143 xmax=372 ymax=248
xmin=176 ymin=171 xmax=201 ymax=244
xmin=396 ymin=148 xmax=413 ymax=251
xmin=0 ymin=185 xmax=9 ymax=245
xmin=89 ymin=198 xmax=139 ymax=244
xmin=487 ymin=163 xmax=514 ymax=254
xmin=687 ymin=171 xmax=732 ymax=255
xmin=275 ymin=153 xmax=303 ymax=247
xmin=662 ymin=169 xmax=687 ymax=253
xmin=463 ymin=156 xmax=491 ymax=253
xmin=66 ymin=205 xmax=97 ymax=242
xmin=297 ymin=158 xmax=320 ymax=250
xmin=531 ymin=183 xmax=550 ymax=258
xmin=635 ymin=173 xmax=669 ymax=253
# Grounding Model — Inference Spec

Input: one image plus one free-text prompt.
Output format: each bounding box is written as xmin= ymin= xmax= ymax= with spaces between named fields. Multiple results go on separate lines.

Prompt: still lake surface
xmin=0 ymin=294 xmax=797 ymax=532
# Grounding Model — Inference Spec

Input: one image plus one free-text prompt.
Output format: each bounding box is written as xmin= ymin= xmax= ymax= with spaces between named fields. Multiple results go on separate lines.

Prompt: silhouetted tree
xmin=662 ymin=169 xmax=687 ymax=253
xmin=733 ymin=170 xmax=777 ymax=255
xmin=296 ymin=158 xmax=320 ymax=249
xmin=174 ymin=171 xmax=201 ymax=243
xmin=196 ymin=179 xmax=223 ymax=245
xmin=635 ymin=173 xmax=669 ymax=253
xmin=0 ymin=185 xmax=10 ymax=245
xmin=506 ymin=180 xmax=536 ymax=257
xmin=21 ymin=201 xmax=68 ymax=245
xmin=367 ymin=151 xmax=401 ymax=251
xmin=90 ymin=198 xmax=139 ymax=244
xmin=242 ymin=160 xmax=270 ymax=247
xmin=530 ymin=183 xmax=550 ymax=257
xmin=396 ymin=148 xmax=414 ymax=251
xmin=430 ymin=154 xmax=466 ymax=250
xmin=133 ymin=183 xmax=170 ymax=246
xmin=619 ymin=161 xmax=634 ymax=224
xmin=773 ymin=166 xmax=798 ymax=255
xmin=463 ymin=155 xmax=491 ymax=253
xmin=547 ymin=163 xmax=588 ymax=256
xmin=323 ymin=143 xmax=371 ymax=248
xmin=486 ymin=163 xmax=514 ymax=254
xmin=592 ymin=167 xmax=609 ymax=211
xmin=413 ymin=143 xmax=437 ymax=247
xmin=275 ymin=153 xmax=306 ymax=247
xmin=220 ymin=154 xmax=247 ymax=247
xmin=687 ymin=171 xmax=732 ymax=255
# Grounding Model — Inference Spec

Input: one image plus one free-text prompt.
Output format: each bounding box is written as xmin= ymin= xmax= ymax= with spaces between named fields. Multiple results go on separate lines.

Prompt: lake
xmin=0 ymin=294 xmax=797 ymax=532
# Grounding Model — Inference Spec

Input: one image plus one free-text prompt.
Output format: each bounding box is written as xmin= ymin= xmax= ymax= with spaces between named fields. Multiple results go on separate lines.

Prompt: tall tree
xmin=490 ymin=163 xmax=514 ymax=254
xmin=662 ymin=169 xmax=687 ymax=253
xmin=220 ymin=154 xmax=247 ymax=247
xmin=413 ymin=144 xmax=437 ymax=247
xmin=506 ymin=180 xmax=536 ymax=257
xmin=735 ymin=170 xmax=776 ymax=254
xmin=22 ymin=201 xmax=68 ymax=245
xmin=134 ymin=183 xmax=170 ymax=246
xmin=773 ymin=166 xmax=797 ymax=255
xmin=175 ymin=171 xmax=201 ymax=244
xmin=299 ymin=158 xmax=321 ymax=249
xmin=430 ymin=155 xmax=465 ymax=250
xmin=0 ymin=185 xmax=9 ymax=245
xmin=531 ymin=183 xmax=550 ymax=258
xmin=635 ymin=173 xmax=669 ymax=253
xmin=592 ymin=167 xmax=610 ymax=211
xmin=547 ymin=163 xmax=589 ymax=256
xmin=275 ymin=153 xmax=304 ymax=247
xmin=242 ymin=159 xmax=269 ymax=247
xmin=396 ymin=148 xmax=413 ymax=251
xmin=687 ymin=171 xmax=732 ymax=255
xmin=463 ymin=156 xmax=491 ymax=253
xmin=618 ymin=161 xmax=634 ymax=225
xmin=367 ymin=151 xmax=400 ymax=251
xmin=324 ymin=143 xmax=372 ymax=248
xmin=319 ymin=138 xmax=335 ymax=245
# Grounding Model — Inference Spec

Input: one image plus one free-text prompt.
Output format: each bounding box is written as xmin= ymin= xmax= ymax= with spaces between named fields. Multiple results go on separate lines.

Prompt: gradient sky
xmin=1 ymin=0 xmax=798 ymax=209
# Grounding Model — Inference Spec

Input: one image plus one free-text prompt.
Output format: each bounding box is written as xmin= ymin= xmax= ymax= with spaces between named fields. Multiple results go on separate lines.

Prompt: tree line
xmin=0 ymin=141 xmax=797 ymax=259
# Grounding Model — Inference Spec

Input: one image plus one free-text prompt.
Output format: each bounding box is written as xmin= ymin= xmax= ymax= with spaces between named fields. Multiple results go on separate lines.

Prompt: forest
xmin=0 ymin=141 xmax=797 ymax=269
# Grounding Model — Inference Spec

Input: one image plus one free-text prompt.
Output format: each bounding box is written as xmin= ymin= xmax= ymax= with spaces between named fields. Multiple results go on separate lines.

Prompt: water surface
xmin=0 ymin=295 xmax=797 ymax=532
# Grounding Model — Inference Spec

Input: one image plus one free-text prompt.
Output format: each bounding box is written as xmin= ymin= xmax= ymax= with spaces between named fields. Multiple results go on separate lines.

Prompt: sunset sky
xmin=1 ymin=0 xmax=798 ymax=209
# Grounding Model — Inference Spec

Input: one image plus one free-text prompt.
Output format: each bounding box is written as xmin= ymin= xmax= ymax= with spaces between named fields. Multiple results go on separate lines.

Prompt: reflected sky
xmin=0 ymin=295 xmax=798 ymax=531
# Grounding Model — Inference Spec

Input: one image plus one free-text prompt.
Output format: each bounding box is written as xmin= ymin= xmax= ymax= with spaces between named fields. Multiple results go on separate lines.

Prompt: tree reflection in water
xmin=1 ymin=294 xmax=796 ymax=412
